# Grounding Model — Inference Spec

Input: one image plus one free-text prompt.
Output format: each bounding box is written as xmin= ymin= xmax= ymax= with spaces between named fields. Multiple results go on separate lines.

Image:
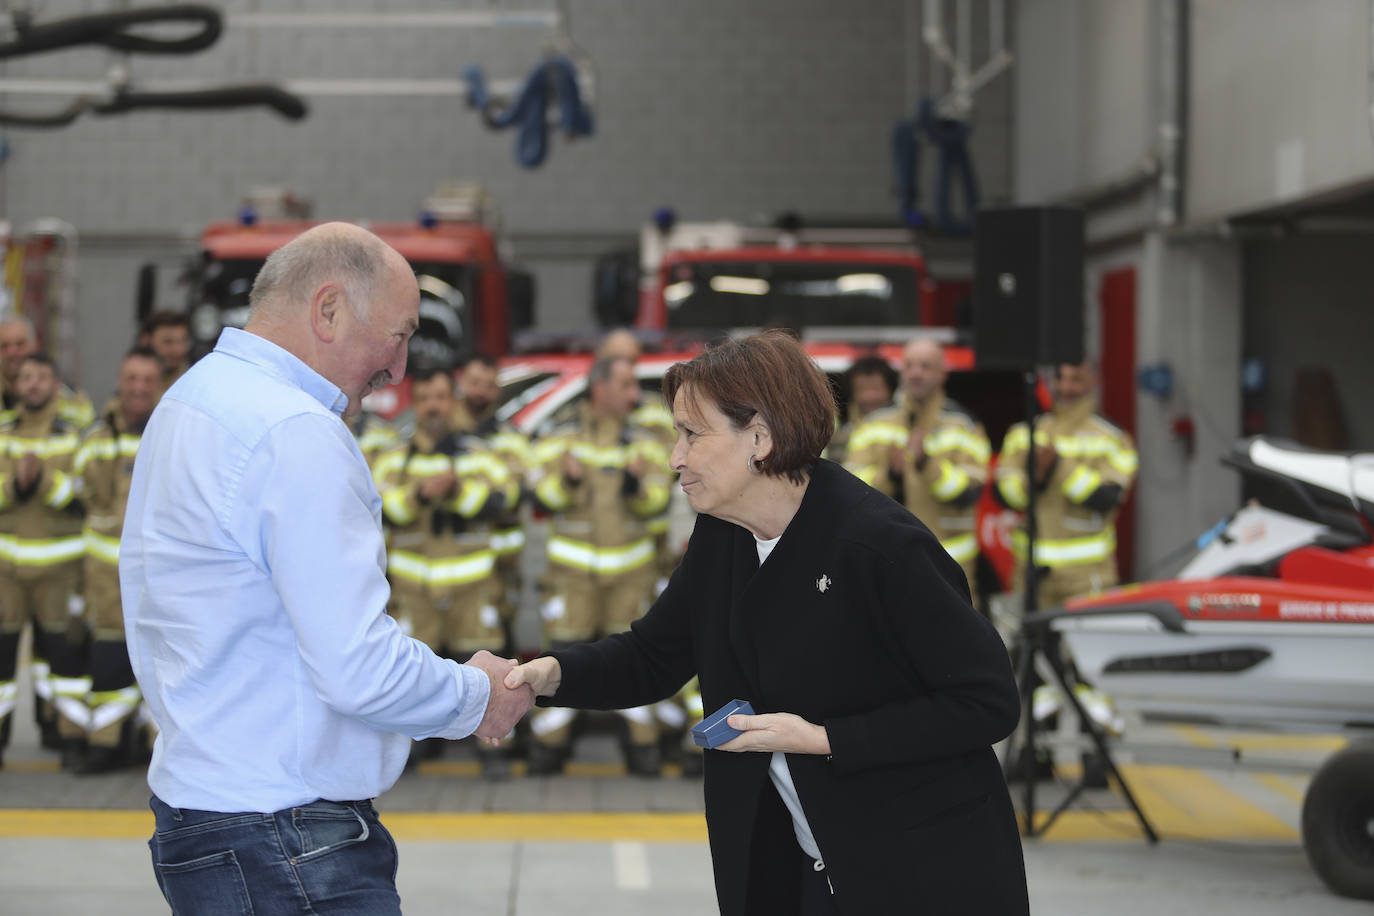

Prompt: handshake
xmin=463 ymin=651 xmax=562 ymax=740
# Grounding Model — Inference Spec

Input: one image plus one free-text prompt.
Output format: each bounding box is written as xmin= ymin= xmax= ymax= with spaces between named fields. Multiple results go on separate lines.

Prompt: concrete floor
xmin=2 ymin=686 xmax=1369 ymax=915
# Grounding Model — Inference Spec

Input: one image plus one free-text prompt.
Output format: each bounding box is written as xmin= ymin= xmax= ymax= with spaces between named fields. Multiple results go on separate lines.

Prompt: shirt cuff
xmin=434 ymin=659 xmax=492 ymax=740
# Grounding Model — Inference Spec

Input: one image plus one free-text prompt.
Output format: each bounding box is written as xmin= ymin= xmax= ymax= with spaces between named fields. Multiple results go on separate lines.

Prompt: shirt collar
xmin=213 ymin=327 xmax=350 ymax=416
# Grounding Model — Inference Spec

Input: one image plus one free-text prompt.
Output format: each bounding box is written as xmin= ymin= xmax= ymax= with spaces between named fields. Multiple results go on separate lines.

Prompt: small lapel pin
xmin=816 ymin=574 xmax=832 ymax=593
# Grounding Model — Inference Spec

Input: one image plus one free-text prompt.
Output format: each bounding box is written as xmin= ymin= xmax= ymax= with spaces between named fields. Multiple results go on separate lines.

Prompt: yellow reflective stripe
xmin=1 ymin=433 xmax=79 ymax=459
xmin=548 ymin=536 xmax=655 ymax=574
xmin=532 ymin=438 xmax=568 ymax=463
xmin=51 ymin=675 xmax=93 ymax=699
xmin=453 ymin=479 xmax=491 ymax=518
xmin=848 ymin=421 xmax=906 ymax=453
xmin=534 ymin=473 xmax=570 ymax=511
xmin=387 ymin=549 xmax=496 ymax=586
xmin=357 ymin=428 xmax=397 ymax=452
xmin=931 ymin=461 xmax=971 ymax=502
xmin=5 ymin=535 xmax=85 ymax=565
xmin=1012 ymin=529 xmax=1116 ymax=565
xmin=568 ymin=442 xmax=631 ymax=468
xmin=382 ymin=487 xmax=417 ymax=526
xmin=850 ymin=463 xmax=883 ymax=487
xmin=940 ymin=532 xmax=978 ymax=564
xmin=630 ymin=481 xmax=670 ymax=517
xmin=645 ymin=515 xmax=669 ymax=535
xmin=428 ymin=550 xmax=496 ymax=586
xmin=1109 ymin=447 xmax=1139 ymax=475
xmin=455 ymin=452 xmax=507 ymax=480
xmin=85 ymin=527 xmax=120 ymax=565
xmin=89 ymin=686 xmax=141 ymax=731
xmin=373 ymin=451 xmax=406 ymax=479
xmin=387 ymin=550 xmax=429 ymax=584
xmin=1001 ymin=426 xmax=1030 ymax=451
xmin=995 ymin=473 xmax=1028 ymax=511
xmin=44 ymin=470 xmax=75 ymax=508
xmin=491 ymin=529 xmax=526 ymax=553
xmin=408 ymin=455 xmax=453 ymax=475
xmin=925 ymin=427 xmax=990 ymax=463
xmin=1062 ymin=465 xmax=1102 ymax=503
xmin=0 ymin=680 xmax=17 ymax=716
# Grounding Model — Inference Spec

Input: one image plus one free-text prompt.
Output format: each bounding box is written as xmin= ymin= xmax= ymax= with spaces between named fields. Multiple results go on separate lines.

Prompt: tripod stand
xmin=1006 ymin=368 xmax=1158 ymax=842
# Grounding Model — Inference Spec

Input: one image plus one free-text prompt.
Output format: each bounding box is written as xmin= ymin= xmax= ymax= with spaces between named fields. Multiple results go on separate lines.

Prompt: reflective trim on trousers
xmin=1012 ymin=530 xmax=1116 ymax=565
xmin=547 ymin=537 xmax=655 ymax=575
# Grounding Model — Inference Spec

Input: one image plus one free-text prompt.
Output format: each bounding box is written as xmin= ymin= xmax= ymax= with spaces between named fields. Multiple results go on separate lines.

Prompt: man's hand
xmin=418 ymin=471 xmax=457 ymax=502
xmin=1032 ymin=444 xmax=1057 ymax=484
xmin=717 ymin=712 xmax=830 ymax=755
xmin=562 ymin=452 xmax=584 ymax=483
xmin=907 ymin=428 xmax=927 ymax=468
xmin=464 ymin=650 xmax=533 ymax=739
xmin=16 ymin=453 xmax=41 ymax=491
xmin=887 ymin=443 xmax=905 ymax=477
xmin=504 ymin=656 xmax=562 ymax=697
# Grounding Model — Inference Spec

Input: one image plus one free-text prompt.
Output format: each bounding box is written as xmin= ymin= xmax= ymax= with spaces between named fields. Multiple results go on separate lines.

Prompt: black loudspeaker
xmin=973 ymin=206 xmax=1085 ymax=369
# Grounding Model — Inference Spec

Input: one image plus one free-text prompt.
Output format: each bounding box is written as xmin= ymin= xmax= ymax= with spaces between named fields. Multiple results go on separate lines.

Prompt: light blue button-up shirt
xmin=121 ymin=327 xmax=490 ymax=813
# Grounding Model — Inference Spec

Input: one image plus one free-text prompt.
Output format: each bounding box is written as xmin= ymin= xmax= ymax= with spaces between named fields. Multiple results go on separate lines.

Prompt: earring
xmin=746 ymin=454 xmax=762 ymax=475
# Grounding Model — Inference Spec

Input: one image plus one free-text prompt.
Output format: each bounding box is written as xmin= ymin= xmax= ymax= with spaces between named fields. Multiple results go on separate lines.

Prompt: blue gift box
xmin=691 ymin=699 xmax=755 ymax=748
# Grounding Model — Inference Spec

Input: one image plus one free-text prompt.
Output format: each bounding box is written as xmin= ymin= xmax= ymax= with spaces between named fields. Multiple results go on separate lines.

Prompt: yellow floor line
xmin=1022 ymin=762 xmax=1298 ymax=843
xmin=1170 ymin=725 xmax=1346 ymax=753
xmin=1252 ymin=772 xmax=1307 ymax=804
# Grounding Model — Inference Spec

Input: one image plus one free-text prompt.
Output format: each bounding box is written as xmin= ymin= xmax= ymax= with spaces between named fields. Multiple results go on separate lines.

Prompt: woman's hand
xmin=717 ymin=712 xmax=831 ymax=755
xmin=504 ymin=656 xmax=562 ymax=697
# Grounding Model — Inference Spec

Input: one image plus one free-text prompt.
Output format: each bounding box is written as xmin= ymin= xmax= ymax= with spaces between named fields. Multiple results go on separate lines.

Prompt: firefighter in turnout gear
xmin=824 ymin=355 xmax=898 ymax=466
xmin=349 ymin=409 xmax=399 ymax=482
xmin=845 ymin=338 xmax=990 ymax=590
xmin=376 ymin=367 xmax=517 ymax=776
xmin=451 ymin=355 xmax=530 ymax=655
xmin=0 ymin=353 xmax=86 ymax=767
xmin=71 ymin=348 xmax=162 ymax=773
xmin=0 ymin=315 xmax=95 ymax=430
xmin=527 ymin=355 xmax=671 ymax=776
xmin=995 ymin=360 xmax=1138 ymax=609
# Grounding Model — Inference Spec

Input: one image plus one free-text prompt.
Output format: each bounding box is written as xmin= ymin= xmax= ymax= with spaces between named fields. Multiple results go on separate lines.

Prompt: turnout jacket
xmin=73 ymin=408 xmax=142 ymax=570
xmin=0 ymin=401 xmax=85 ymax=577
xmin=844 ymin=391 xmax=990 ymax=571
xmin=995 ymin=395 xmax=1137 ymax=573
xmin=547 ymin=460 xmax=1028 ymax=915
xmin=528 ymin=404 xmax=670 ymax=580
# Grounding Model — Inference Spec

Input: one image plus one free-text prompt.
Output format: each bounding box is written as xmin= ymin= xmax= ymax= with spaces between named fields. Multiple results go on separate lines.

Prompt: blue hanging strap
xmin=463 ymin=55 xmax=594 ymax=169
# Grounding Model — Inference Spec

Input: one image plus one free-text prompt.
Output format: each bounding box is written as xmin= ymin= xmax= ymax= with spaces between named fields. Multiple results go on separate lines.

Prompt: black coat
xmin=548 ymin=459 xmax=1029 ymax=915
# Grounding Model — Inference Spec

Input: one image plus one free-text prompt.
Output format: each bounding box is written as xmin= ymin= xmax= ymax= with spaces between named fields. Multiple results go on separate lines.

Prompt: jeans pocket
xmin=155 ymin=849 xmax=254 ymax=916
xmin=290 ymin=803 xmax=370 ymax=863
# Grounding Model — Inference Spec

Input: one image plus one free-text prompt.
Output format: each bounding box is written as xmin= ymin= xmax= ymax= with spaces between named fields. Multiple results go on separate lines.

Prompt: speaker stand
xmin=1006 ymin=368 xmax=1157 ymax=843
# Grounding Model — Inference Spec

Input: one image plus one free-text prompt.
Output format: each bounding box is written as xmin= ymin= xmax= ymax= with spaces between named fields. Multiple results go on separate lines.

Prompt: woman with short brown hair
xmin=510 ymin=329 xmax=1028 ymax=915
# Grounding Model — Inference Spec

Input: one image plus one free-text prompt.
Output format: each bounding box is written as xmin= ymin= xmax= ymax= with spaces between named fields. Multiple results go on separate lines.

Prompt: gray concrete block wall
xmin=0 ymin=1 xmax=1012 ymax=401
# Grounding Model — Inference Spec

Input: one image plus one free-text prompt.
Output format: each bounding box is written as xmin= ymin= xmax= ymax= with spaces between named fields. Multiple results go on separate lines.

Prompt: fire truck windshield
xmin=662 ymin=260 xmax=919 ymax=330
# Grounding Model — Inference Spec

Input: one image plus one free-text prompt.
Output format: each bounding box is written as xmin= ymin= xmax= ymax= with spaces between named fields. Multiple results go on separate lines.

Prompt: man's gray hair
xmin=0 ymin=313 xmax=37 ymax=342
xmin=248 ymin=226 xmax=391 ymax=321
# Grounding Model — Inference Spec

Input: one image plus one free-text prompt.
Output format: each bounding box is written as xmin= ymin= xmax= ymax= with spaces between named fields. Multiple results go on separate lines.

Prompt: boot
xmin=74 ymin=744 xmax=125 ymax=776
xmin=59 ymin=737 xmax=88 ymax=771
xmin=624 ymin=742 xmax=662 ymax=778
xmin=526 ymin=742 xmax=566 ymax=776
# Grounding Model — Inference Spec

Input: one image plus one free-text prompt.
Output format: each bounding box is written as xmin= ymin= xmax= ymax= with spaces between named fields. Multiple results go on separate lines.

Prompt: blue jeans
xmin=148 ymin=795 xmax=402 ymax=915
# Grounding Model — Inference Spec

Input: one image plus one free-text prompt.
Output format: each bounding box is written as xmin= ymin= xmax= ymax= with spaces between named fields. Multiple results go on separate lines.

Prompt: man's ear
xmin=310 ymin=283 xmax=343 ymax=343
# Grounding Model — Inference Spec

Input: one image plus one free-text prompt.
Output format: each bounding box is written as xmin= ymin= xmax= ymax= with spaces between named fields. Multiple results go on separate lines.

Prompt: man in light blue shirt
xmin=121 ymin=222 xmax=532 ymax=915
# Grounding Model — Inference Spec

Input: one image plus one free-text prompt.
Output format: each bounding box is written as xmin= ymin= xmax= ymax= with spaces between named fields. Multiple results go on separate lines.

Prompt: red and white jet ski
xmin=1045 ymin=436 xmax=1374 ymax=901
